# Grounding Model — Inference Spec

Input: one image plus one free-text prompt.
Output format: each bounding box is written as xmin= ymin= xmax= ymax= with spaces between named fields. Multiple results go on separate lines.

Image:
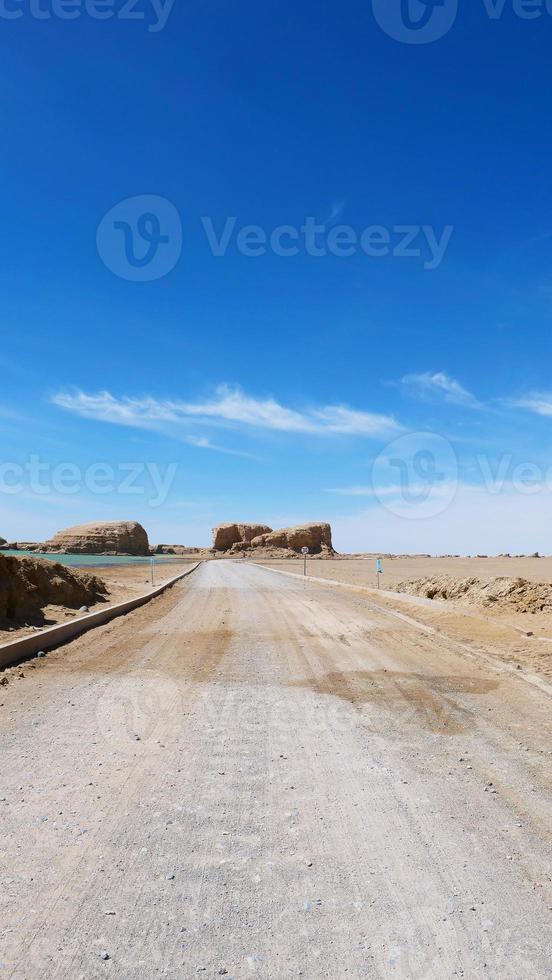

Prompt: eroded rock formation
xmin=151 ymin=544 xmax=204 ymax=556
xmin=395 ymin=574 xmax=552 ymax=613
xmin=251 ymin=522 xmax=334 ymax=555
xmin=212 ymin=521 xmax=335 ymax=556
xmin=43 ymin=521 xmax=150 ymax=556
xmin=0 ymin=555 xmax=107 ymax=625
xmin=1 ymin=541 xmax=41 ymax=552
xmin=212 ymin=523 xmax=273 ymax=551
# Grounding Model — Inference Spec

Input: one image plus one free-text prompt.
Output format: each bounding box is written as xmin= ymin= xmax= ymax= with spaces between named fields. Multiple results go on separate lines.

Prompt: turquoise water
xmin=2 ymin=550 xmax=182 ymax=568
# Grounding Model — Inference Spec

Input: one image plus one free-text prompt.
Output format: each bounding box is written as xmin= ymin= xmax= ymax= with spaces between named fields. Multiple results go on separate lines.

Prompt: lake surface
xmin=2 ymin=551 xmax=183 ymax=568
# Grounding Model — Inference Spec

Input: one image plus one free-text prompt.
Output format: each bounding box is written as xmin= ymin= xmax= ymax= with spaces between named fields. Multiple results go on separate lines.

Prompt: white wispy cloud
xmin=52 ymin=385 xmax=402 ymax=440
xmin=53 ymin=391 xmax=176 ymax=426
xmin=507 ymin=392 xmax=552 ymax=417
xmin=185 ymin=434 xmax=259 ymax=459
xmin=400 ymin=371 xmax=481 ymax=408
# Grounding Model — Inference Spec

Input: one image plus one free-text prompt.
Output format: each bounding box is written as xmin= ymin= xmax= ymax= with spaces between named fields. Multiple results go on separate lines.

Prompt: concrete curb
xmin=0 ymin=561 xmax=202 ymax=669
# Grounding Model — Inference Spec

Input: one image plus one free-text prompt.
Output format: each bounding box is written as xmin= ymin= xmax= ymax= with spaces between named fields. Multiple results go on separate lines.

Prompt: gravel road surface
xmin=0 ymin=560 xmax=550 ymax=978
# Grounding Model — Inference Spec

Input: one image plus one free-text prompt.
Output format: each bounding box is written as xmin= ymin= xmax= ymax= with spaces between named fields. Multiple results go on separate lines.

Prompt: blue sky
xmin=2 ymin=1 xmax=552 ymax=553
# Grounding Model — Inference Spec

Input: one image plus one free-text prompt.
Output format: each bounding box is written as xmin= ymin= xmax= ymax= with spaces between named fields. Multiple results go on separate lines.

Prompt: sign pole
xmin=376 ymin=557 xmax=382 ymax=589
xmin=302 ymin=546 xmax=309 ymax=576
xmin=151 ymin=556 xmax=155 ymax=587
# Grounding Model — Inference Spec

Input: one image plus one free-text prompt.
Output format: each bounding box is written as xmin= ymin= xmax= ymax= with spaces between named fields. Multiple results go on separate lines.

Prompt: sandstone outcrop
xmin=1 ymin=541 xmax=41 ymax=552
xmin=151 ymin=544 xmax=204 ymax=556
xmin=212 ymin=521 xmax=335 ymax=556
xmin=43 ymin=521 xmax=150 ymax=556
xmin=0 ymin=554 xmax=108 ymax=626
xmin=212 ymin=523 xmax=273 ymax=551
xmin=251 ymin=522 xmax=334 ymax=555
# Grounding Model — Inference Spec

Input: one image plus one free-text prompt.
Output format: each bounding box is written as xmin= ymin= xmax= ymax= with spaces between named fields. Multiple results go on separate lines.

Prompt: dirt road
xmin=1 ymin=561 xmax=550 ymax=978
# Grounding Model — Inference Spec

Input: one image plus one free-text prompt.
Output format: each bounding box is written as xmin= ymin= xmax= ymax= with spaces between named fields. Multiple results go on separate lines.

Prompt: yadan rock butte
xmin=211 ymin=521 xmax=335 ymax=556
xmin=42 ymin=520 xmax=150 ymax=556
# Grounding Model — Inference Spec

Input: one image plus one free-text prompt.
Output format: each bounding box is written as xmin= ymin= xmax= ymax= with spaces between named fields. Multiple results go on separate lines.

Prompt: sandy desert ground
xmin=257 ymin=554 xmax=552 ymax=590
xmin=256 ymin=558 xmax=552 ymax=681
xmin=96 ymin=560 xmax=199 ymax=602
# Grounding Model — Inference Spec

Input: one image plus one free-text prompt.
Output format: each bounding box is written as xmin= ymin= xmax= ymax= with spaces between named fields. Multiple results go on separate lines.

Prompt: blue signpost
xmin=376 ymin=558 xmax=382 ymax=589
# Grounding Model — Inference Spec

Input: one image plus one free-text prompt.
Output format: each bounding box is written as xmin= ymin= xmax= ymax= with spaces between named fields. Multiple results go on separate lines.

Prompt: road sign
xmin=301 ymin=547 xmax=309 ymax=555
xmin=376 ymin=558 xmax=382 ymax=589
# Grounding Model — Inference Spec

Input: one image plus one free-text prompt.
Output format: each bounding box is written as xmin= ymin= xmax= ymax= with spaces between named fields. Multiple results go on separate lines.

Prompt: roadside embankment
xmin=0 ymin=561 xmax=201 ymax=668
xmin=254 ymin=559 xmax=552 ymax=683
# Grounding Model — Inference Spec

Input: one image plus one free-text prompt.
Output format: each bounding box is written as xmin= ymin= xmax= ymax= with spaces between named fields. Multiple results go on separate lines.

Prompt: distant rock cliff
xmin=43 ymin=521 xmax=150 ymax=556
xmin=151 ymin=544 xmax=204 ymax=556
xmin=1 ymin=541 xmax=41 ymax=552
xmin=252 ymin=522 xmax=334 ymax=555
xmin=212 ymin=523 xmax=273 ymax=551
xmin=211 ymin=521 xmax=335 ymax=556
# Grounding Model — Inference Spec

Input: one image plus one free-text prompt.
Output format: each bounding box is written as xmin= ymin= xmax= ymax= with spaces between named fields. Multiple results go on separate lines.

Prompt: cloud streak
xmin=52 ymin=385 xmax=403 ymax=440
xmin=401 ymin=371 xmax=481 ymax=408
xmin=507 ymin=392 xmax=552 ymax=417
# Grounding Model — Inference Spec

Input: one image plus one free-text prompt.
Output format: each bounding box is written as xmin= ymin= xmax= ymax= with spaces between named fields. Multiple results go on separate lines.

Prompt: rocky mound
xmin=212 ymin=523 xmax=273 ymax=551
xmin=43 ymin=521 xmax=150 ymax=556
xmin=212 ymin=521 xmax=335 ymax=556
xmin=1 ymin=541 xmax=41 ymax=552
xmin=0 ymin=536 xmax=5 ymax=547
xmin=151 ymin=544 xmax=204 ymax=556
xmin=395 ymin=575 xmax=552 ymax=614
xmin=252 ymin=522 xmax=334 ymax=555
xmin=0 ymin=555 xmax=108 ymax=626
